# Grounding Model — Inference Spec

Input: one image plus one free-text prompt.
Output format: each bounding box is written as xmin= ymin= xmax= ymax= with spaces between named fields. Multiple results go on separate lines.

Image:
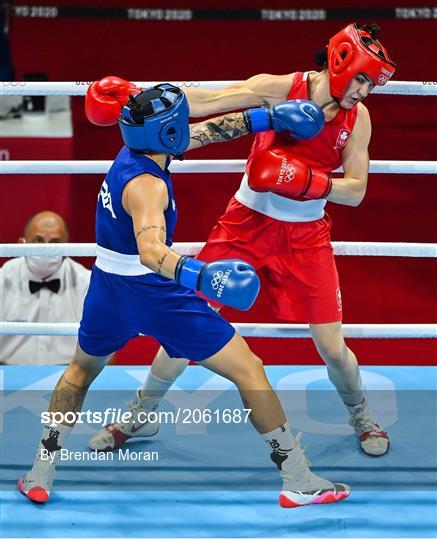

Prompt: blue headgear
xmin=118 ymin=83 xmax=190 ymax=156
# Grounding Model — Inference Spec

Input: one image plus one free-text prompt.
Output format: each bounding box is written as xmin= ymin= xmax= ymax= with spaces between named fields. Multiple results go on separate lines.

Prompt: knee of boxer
xmin=153 ymin=349 xmax=189 ymax=379
xmin=67 ymin=357 xmax=106 ymax=387
xmin=316 ymin=341 xmax=349 ymax=366
xmin=231 ymin=352 xmax=267 ymax=388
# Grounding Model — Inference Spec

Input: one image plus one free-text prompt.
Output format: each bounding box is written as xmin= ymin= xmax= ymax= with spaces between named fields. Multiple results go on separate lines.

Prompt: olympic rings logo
xmin=176 ymin=82 xmax=201 ymax=88
xmin=277 ymin=157 xmax=296 ymax=185
xmin=378 ymin=74 xmax=389 ymax=85
xmin=284 ymin=163 xmax=296 ymax=182
xmin=210 ymin=271 xmax=224 ymax=290
xmin=1 ymin=82 xmax=26 ymax=87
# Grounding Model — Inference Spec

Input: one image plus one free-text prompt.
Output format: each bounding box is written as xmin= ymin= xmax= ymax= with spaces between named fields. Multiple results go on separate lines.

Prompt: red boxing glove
xmin=85 ymin=76 xmax=140 ymax=126
xmin=248 ymin=147 xmax=332 ymax=200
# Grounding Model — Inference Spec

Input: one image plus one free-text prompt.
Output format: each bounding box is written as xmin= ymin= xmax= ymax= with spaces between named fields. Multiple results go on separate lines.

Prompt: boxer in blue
xmin=18 ymin=78 xmax=349 ymax=508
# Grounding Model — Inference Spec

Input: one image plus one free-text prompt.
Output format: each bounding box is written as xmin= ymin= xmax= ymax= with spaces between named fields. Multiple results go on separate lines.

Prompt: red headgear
xmin=327 ymin=23 xmax=396 ymax=101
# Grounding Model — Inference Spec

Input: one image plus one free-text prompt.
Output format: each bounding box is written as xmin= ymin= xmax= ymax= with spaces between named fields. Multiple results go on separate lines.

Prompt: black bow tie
xmin=29 ymin=279 xmax=61 ymax=294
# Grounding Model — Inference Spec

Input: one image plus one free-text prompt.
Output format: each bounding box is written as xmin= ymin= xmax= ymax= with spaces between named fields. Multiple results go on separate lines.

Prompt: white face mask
xmin=25 ymin=256 xmax=63 ymax=280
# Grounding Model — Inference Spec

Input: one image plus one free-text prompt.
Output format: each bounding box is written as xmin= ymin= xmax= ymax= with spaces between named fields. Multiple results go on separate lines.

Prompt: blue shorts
xmin=78 ymin=266 xmax=235 ymax=361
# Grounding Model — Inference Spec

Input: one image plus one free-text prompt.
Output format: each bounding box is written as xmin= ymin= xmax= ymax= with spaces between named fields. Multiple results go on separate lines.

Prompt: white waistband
xmin=95 ymin=245 xmax=154 ymax=276
xmin=235 ymin=174 xmax=326 ymax=222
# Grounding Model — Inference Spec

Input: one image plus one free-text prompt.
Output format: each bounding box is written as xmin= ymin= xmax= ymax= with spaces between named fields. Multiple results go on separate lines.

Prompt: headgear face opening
xmin=327 ymin=23 xmax=396 ymax=101
xmin=118 ymin=83 xmax=190 ymax=156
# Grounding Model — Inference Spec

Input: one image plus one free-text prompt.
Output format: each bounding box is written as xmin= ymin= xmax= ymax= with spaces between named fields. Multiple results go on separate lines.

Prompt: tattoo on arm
xmin=190 ymin=113 xmax=249 ymax=146
xmin=157 ymin=251 xmax=168 ymax=274
xmin=136 ymin=225 xmax=167 ymax=239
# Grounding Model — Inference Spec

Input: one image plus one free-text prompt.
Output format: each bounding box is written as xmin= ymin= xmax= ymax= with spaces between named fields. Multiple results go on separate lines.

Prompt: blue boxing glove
xmin=244 ymin=99 xmax=324 ymax=140
xmin=175 ymin=256 xmax=260 ymax=311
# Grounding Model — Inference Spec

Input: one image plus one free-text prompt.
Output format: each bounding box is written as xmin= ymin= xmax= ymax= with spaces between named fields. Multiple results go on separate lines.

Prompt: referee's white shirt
xmin=0 ymin=257 xmax=91 ymax=365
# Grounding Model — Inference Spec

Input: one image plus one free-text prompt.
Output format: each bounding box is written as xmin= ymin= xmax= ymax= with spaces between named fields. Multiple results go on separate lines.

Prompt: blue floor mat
xmin=1 ymin=365 xmax=436 ymax=538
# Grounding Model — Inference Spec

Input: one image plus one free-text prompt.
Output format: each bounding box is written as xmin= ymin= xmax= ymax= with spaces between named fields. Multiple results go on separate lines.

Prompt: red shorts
xmin=197 ymin=197 xmax=342 ymax=324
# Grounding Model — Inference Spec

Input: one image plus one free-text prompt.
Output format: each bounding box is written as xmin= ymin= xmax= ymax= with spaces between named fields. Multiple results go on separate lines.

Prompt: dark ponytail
xmin=314 ymin=48 xmax=328 ymax=67
xmin=358 ymin=23 xmax=381 ymax=40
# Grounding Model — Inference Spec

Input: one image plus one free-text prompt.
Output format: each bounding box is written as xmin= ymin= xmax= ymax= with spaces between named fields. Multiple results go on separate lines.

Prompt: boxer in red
xmin=91 ymin=23 xmax=394 ymax=458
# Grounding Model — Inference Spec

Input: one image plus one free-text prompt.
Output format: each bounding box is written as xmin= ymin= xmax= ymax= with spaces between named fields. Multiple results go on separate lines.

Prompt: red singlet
xmin=198 ymin=72 xmax=359 ymax=323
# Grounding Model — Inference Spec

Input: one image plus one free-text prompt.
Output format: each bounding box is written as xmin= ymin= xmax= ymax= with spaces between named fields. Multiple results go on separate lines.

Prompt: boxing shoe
xmin=89 ymin=389 xmax=159 ymax=451
xmin=272 ymin=432 xmax=350 ymax=508
xmin=348 ymin=401 xmax=390 ymax=456
xmin=17 ymin=450 xmax=56 ymax=504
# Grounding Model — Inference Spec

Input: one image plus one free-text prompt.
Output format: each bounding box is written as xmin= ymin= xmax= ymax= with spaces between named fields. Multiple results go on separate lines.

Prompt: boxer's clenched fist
xmin=85 ymin=76 xmax=139 ymax=126
xmin=248 ymin=147 xmax=332 ymax=200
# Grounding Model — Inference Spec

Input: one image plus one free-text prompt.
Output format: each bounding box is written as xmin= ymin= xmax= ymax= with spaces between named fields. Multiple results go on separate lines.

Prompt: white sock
xmin=262 ymin=421 xmax=295 ymax=453
xmin=140 ymin=370 xmax=174 ymax=399
xmin=340 ymin=390 xmax=366 ymax=410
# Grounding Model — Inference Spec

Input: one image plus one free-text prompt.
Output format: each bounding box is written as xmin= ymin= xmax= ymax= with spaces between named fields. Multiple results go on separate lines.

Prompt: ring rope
xmin=1 ymin=80 xmax=435 ymax=340
xmin=1 ymin=322 xmax=435 ymax=338
xmin=1 ymin=242 xmax=436 ymax=258
xmin=1 ymin=160 xmax=436 ymax=175
xmin=1 ymin=80 xmax=436 ymax=96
